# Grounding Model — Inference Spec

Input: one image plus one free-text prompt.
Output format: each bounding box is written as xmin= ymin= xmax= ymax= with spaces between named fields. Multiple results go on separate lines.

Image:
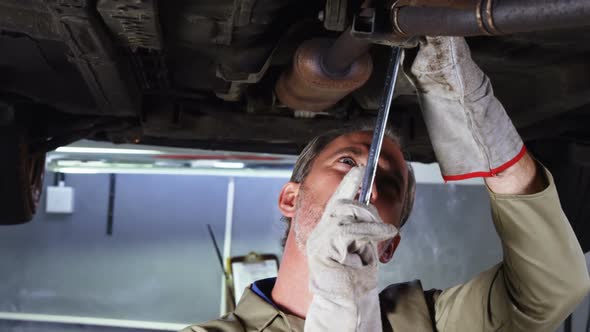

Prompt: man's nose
xmin=370 ymin=183 xmax=379 ymax=204
xmin=355 ymin=181 xmax=379 ymax=204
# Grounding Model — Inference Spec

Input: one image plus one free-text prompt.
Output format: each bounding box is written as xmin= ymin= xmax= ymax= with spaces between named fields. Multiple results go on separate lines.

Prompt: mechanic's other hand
xmin=403 ymin=37 xmax=525 ymax=181
xmin=305 ymin=166 xmax=397 ymax=332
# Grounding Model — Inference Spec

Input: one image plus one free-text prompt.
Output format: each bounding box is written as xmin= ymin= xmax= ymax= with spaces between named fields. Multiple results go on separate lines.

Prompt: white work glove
xmin=404 ymin=37 xmax=525 ymax=181
xmin=305 ymin=167 xmax=398 ymax=332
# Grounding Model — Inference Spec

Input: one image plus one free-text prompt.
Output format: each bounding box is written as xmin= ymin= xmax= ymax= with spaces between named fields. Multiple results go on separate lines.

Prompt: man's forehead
xmin=322 ymin=131 xmax=402 ymax=157
xmin=311 ymin=130 xmax=409 ymax=189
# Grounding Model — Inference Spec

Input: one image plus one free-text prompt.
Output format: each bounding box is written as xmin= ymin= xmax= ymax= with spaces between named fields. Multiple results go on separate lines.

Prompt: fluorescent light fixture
xmin=56 ymin=160 xmax=83 ymax=167
xmin=55 ymin=167 xmax=100 ymax=174
xmin=55 ymin=147 xmax=162 ymax=155
xmin=56 ymin=160 xmax=108 ymax=167
xmin=189 ymin=160 xmax=245 ymax=169
xmin=52 ymin=166 xmax=292 ymax=178
xmin=190 ymin=160 xmax=218 ymax=168
xmin=213 ymin=161 xmax=245 ymax=169
xmin=49 ymin=159 xmax=482 ymax=185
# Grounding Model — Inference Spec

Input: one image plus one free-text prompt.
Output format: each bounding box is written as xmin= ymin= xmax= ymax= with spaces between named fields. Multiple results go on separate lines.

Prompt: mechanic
xmin=183 ymin=37 xmax=590 ymax=331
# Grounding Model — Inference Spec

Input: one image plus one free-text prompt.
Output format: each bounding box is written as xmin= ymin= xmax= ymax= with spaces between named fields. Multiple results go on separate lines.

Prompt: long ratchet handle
xmin=358 ymin=47 xmax=403 ymax=205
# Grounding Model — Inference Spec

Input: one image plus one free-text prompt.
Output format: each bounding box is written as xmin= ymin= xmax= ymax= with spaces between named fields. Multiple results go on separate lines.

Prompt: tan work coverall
xmin=183 ymin=167 xmax=590 ymax=332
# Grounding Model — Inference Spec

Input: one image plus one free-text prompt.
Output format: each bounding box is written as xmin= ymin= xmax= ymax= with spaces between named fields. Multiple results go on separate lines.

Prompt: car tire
xmin=529 ymin=140 xmax=590 ymax=253
xmin=0 ymin=125 xmax=45 ymax=225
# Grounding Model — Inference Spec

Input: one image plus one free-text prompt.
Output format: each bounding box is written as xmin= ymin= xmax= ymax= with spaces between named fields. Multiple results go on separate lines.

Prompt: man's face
xmin=291 ymin=131 xmax=409 ymax=254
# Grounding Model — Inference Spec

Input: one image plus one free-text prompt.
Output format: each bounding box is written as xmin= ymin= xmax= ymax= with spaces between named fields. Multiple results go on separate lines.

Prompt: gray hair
xmin=280 ymin=123 xmax=416 ymax=248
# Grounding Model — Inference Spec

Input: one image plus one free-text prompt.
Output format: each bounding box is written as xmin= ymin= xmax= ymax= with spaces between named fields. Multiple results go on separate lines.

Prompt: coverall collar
xmin=234 ymin=286 xmax=304 ymax=332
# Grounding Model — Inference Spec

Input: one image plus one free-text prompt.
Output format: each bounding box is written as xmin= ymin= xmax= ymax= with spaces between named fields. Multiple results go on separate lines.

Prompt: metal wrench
xmin=358 ymin=46 xmax=403 ymax=205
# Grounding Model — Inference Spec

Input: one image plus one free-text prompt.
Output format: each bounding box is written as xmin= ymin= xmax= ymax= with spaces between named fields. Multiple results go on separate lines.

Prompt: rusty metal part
xmin=321 ymin=28 xmax=372 ymax=76
xmin=391 ymin=0 xmax=590 ymax=37
xmin=275 ymin=38 xmax=373 ymax=112
xmin=484 ymin=0 xmax=501 ymax=35
xmin=474 ymin=0 xmax=490 ymax=35
xmin=391 ymin=6 xmax=408 ymax=38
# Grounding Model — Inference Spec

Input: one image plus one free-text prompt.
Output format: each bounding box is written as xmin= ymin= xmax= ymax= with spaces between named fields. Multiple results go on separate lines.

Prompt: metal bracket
xmin=324 ymin=0 xmax=349 ymax=32
xmin=351 ymin=5 xmax=416 ymax=46
xmin=352 ymin=8 xmax=397 ymax=46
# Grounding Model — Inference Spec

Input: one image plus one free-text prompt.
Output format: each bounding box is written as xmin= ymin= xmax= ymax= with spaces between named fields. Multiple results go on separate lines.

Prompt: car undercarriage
xmin=1 ymin=0 xmax=589 ymax=249
xmin=1 ymin=0 xmax=588 ymax=154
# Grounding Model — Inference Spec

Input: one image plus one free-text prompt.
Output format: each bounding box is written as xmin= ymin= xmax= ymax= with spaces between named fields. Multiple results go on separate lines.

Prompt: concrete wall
xmin=231 ymin=177 xmax=286 ymax=258
xmin=379 ymin=183 xmax=502 ymax=290
xmin=0 ymin=172 xmax=229 ymax=326
xmin=0 ymin=171 xmax=587 ymax=331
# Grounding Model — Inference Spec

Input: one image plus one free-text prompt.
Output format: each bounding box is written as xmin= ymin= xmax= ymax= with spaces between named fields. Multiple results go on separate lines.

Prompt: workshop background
xmin=0 ymin=159 xmax=589 ymax=332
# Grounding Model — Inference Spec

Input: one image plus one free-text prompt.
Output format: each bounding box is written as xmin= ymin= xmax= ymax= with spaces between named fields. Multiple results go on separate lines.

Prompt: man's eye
xmin=338 ymin=157 xmax=357 ymax=167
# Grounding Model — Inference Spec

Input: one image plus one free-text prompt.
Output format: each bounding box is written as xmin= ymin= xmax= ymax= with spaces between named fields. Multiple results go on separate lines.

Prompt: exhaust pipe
xmin=391 ymin=0 xmax=590 ymax=37
xmin=275 ymin=33 xmax=372 ymax=113
xmin=277 ymin=0 xmax=590 ymax=113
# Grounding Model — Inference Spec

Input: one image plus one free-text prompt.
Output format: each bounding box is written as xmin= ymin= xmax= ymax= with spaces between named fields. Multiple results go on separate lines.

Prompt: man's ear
xmin=278 ymin=182 xmax=300 ymax=218
xmin=380 ymin=234 xmax=401 ymax=264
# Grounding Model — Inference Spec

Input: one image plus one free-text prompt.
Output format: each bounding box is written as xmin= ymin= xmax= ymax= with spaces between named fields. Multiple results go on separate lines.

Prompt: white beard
xmin=292 ymin=186 xmax=390 ymax=258
xmin=292 ymin=188 xmax=324 ymax=252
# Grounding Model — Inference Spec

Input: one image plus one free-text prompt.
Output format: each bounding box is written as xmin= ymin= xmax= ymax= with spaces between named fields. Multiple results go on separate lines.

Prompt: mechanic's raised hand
xmin=404 ymin=37 xmax=525 ymax=181
xmin=305 ymin=166 xmax=398 ymax=332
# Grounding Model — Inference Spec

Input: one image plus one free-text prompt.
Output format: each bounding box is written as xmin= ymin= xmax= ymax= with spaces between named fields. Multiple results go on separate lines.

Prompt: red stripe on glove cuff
xmin=442 ymin=145 xmax=527 ymax=182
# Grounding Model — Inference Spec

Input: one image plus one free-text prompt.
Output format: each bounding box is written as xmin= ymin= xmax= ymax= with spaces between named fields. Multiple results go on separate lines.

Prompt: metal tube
xmin=394 ymin=6 xmax=483 ymax=36
xmin=321 ymin=28 xmax=372 ymax=77
xmin=275 ymin=38 xmax=373 ymax=112
xmin=392 ymin=0 xmax=590 ymax=37
xmin=493 ymin=0 xmax=590 ymax=34
xmin=359 ymin=47 xmax=402 ymax=205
